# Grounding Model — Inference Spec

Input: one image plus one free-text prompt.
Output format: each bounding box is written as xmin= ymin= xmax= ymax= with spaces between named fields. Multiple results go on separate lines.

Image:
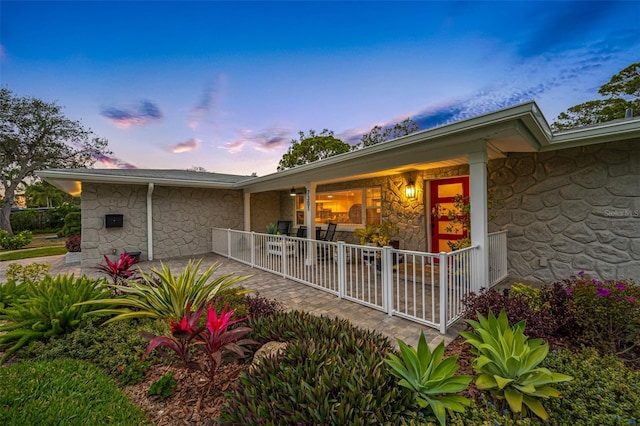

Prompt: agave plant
xmin=460 ymin=309 xmax=573 ymax=421
xmin=385 ymin=331 xmax=472 ymax=426
xmin=78 ymin=259 xmax=252 ymax=323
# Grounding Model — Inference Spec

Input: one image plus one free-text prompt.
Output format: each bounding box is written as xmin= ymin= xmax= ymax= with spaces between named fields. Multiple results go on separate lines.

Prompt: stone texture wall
xmin=488 ymin=139 xmax=640 ymax=283
xmin=250 ymin=191 xmax=281 ymax=233
xmin=81 ymin=183 xmax=243 ymax=267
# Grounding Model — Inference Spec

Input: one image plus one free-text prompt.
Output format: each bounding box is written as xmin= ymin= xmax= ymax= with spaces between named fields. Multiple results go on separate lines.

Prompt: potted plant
xmin=354 ymin=222 xmax=398 ymax=247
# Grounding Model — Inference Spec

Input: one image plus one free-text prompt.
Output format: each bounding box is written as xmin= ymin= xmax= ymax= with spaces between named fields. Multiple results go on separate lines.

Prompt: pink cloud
xmin=170 ymin=138 xmax=200 ymax=153
xmin=93 ymin=153 xmax=137 ymax=169
xmin=224 ymin=127 xmax=290 ymax=154
xmin=101 ymin=100 xmax=163 ymax=128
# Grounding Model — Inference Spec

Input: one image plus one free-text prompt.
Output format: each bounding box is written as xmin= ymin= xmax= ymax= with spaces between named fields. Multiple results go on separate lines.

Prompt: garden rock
xmin=251 ymin=341 xmax=287 ymax=370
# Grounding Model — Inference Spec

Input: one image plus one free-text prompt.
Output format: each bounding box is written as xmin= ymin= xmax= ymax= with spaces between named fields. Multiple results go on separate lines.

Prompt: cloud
xmin=101 ymin=100 xmax=163 ymax=128
xmin=224 ymin=127 xmax=290 ymax=154
xmin=189 ymin=75 xmax=226 ymax=130
xmin=170 ymin=138 xmax=200 ymax=153
xmin=92 ymin=153 xmax=137 ymax=169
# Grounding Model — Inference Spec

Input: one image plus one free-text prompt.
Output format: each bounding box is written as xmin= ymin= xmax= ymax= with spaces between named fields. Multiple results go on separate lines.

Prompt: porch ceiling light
xmin=290 ymin=187 xmax=296 ymax=197
xmin=405 ymin=179 xmax=416 ymax=199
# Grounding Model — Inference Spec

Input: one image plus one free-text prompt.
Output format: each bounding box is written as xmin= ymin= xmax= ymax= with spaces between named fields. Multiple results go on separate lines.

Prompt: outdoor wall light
xmin=290 ymin=187 xmax=297 ymax=197
xmin=405 ymin=179 xmax=416 ymax=199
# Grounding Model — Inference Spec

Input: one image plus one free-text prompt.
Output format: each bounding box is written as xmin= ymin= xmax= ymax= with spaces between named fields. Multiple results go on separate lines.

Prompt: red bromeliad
xmin=142 ymin=305 xmax=204 ymax=368
xmin=196 ymin=303 xmax=255 ymax=380
xmin=96 ymin=252 xmax=139 ymax=286
xmin=141 ymin=303 xmax=256 ymax=380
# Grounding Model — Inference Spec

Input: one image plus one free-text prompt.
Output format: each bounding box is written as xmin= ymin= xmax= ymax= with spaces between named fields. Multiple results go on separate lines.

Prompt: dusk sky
xmin=1 ymin=1 xmax=638 ymax=176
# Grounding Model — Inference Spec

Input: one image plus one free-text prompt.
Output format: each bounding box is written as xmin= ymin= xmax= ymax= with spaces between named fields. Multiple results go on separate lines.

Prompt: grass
xmin=0 ymin=246 xmax=67 ymax=261
xmin=0 ymin=233 xmax=66 ymax=261
xmin=0 ymin=358 xmax=151 ymax=425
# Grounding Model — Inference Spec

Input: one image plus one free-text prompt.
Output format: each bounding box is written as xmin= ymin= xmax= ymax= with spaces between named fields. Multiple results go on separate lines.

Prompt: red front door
xmin=430 ymin=176 xmax=470 ymax=253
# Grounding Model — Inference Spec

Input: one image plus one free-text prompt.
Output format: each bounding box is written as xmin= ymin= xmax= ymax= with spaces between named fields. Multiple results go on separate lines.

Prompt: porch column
xmin=243 ymin=191 xmax=251 ymax=231
xmin=305 ymin=182 xmax=317 ymax=265
xmin=468 ymin=149 xmax=488 ymax=291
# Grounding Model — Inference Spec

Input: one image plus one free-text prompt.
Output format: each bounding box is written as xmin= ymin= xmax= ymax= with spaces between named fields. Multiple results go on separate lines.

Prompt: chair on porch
xmin=317 ymin=222 xmax=337 ymax=260
xmin=319 ymin=222 xmax=337 ymax=242
xmin=276 ymin=220 xmax=292 ymax=236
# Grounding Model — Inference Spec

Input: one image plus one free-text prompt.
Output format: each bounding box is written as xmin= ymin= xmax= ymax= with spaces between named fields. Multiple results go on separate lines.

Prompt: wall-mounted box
xmin=105 ymin=214 xmax=124 ymax=228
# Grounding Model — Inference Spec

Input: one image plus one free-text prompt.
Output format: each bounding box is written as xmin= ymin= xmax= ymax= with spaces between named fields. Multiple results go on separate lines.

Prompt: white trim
xmin=146 ymin=183 xmax=154 ymax=261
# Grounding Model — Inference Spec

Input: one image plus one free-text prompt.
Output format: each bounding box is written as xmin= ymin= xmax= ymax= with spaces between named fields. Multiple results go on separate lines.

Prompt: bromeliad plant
xmin=96 ymin=252 xmax=139 ymax=286
xmin=385 ymin=331 xmax=472 ymax=426
xmin=142 ymin=303 xmax=255 ymax=381
xmin=78 ymin=259 xmax=251 ymax=323
xmin=460 ymin=310 xmax=573 ymax=421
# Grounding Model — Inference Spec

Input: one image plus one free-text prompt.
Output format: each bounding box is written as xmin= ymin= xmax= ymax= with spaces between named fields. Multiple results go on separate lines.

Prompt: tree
xmin=355 ymin=117 xmax=419 ymax=149
xmin=277 ymin=129 xmax=350 ymax=171
xmin=553 ymin=62 xmax=640 ymax=131
xmin=24 ymin=181 xmax=74 ymax=208
xmin=0 ymin=88 xmax=110 ymax=235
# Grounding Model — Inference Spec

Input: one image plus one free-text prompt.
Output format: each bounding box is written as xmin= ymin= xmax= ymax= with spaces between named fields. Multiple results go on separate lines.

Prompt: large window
xmin=312 ymin=187 xmax=381 ymax=226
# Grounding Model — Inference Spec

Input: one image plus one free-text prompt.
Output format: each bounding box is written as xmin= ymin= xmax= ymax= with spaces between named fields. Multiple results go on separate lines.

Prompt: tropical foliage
xmin=78 ymin=259 xmax=251 ymax=323
xmin=0 ymin=274 xmax=111 ymax=363
xmin=460 ymin=310 xmax=573 ymax=421
xmin=277 ymin=129 xmax=351 ymax=171
xmin=385 ymin=332 xmax=472 ymax=425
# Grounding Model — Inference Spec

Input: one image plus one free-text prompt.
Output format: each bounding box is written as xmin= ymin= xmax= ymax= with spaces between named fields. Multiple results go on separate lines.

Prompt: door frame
xmin=427 ymin=176 xmax=470 ymax=253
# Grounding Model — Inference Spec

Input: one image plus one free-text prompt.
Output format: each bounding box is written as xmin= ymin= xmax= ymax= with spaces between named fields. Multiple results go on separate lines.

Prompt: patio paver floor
xmin=0 ymin=253 xmax=465 ymax=348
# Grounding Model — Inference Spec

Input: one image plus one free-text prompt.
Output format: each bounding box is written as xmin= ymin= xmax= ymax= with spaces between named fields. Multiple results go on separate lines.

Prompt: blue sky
xmin=1 ymin=1 xmax=638 ymax=176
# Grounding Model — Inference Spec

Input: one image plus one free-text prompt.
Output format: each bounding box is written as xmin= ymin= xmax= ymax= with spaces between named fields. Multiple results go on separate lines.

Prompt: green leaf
xmin=504 ymin=387 xmax=523 ymax=413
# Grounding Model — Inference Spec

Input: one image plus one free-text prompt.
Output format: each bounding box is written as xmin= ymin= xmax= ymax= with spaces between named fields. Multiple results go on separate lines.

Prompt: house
xmin=38 ymin=101 xmax=640 ymax=287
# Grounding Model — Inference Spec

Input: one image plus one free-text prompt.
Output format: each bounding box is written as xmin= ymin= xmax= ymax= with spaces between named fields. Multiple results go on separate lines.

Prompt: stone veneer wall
xmin=81 ymin=183 xmax=243 ymax=267
xmin=250 ymin=191 xmax=281 ymax=232
xmin=488 ymin=138 xmax=640 ymax=283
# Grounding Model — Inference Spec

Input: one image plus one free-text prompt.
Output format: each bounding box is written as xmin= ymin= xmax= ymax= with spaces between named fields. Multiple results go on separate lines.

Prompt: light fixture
xmin=405 ymin=179 xmax=416 ymax=199
xmin=289 ymin=187 xmax=296 ymax=197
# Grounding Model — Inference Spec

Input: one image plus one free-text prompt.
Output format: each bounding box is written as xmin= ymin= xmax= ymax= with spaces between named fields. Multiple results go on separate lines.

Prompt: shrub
xmin=386 ymin=332 xmax=472 ymax=426
xmin=9 ymin=209 xmax=39 ymax=232
xmin=59 ymin=211 xmax=81 ymax=237
xmin=462 ymin=288 xmax=561 ymax=345
xmin=0 ymin=280 xmax=28 ymax=310
xmin=564 ymin=273 xmax=640 ymax=363
xmin=65 ymin=234 xmax=81 ymax=252
xmin=0 ymin=358 xmax=150 ymax=425
xmin=78 ymin=259 xmax=251 ymax=323
xmin=4 ymin=262 xmax=50 ymax=283
xmin=243 ymin=292 xmax=282 ymax=318
xmin=220 ymin=311 xmax=416 ymax=424
xmin=0 ymin=274 xmax=111 ymax=363
xmin=0 ymin=230 xmax=33 ymax=250
xmin=21 ymin=317 xmax=166 ymax=377
xmin=460 ymin=310 xmax=572 ymax=421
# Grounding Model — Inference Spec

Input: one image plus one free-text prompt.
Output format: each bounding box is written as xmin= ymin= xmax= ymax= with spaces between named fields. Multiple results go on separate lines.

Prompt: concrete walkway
xmin=0 ymin=253 xmax=465 ymax=348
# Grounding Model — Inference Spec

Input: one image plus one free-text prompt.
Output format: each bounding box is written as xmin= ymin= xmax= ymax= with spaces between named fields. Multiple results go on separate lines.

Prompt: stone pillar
xmin=469 ymin=149 xmax=489 ymax=291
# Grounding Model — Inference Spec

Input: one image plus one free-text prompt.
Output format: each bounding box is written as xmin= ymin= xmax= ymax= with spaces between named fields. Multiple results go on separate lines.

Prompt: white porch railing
xmin=212 ymin=228 xmax=508 ymax=333
xmin=488 ymin=230 xmax=508 ymax=286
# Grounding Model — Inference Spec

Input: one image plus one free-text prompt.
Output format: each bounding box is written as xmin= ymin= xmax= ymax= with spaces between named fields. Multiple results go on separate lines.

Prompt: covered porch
xmin=212 ymin=227 xmax=507 ymax=333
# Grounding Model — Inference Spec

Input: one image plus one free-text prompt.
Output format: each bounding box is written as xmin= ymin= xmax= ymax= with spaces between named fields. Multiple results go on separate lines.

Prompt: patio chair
xmin=276 ymin=220 xmax=292 ymax=236
xmin=319 ymin=222 xmax=337 ymax=241
xmin=296 ymin=226 xmax=307 ymax=238
xmin=317 ymin=222 xmax=337 ymax=260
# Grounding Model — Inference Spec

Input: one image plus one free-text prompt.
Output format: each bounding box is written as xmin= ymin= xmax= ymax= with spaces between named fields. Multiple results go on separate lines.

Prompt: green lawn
xmin=0 ymin=246 xmax=67 ymax=261
xmin=0 ymin=233 xmax=66 ymax=261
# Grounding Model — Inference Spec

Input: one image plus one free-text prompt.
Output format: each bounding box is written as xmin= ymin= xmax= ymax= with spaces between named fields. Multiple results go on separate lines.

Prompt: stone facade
xmin=250 ymin=191 xmax=281 ymax=233
xmin=489 ymin=139 xmax=640 ymax=283
xmin=276 ymin=138 xmax=639 ymax=283
xmin=81 ymin=183 xmax=243 ymax=268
